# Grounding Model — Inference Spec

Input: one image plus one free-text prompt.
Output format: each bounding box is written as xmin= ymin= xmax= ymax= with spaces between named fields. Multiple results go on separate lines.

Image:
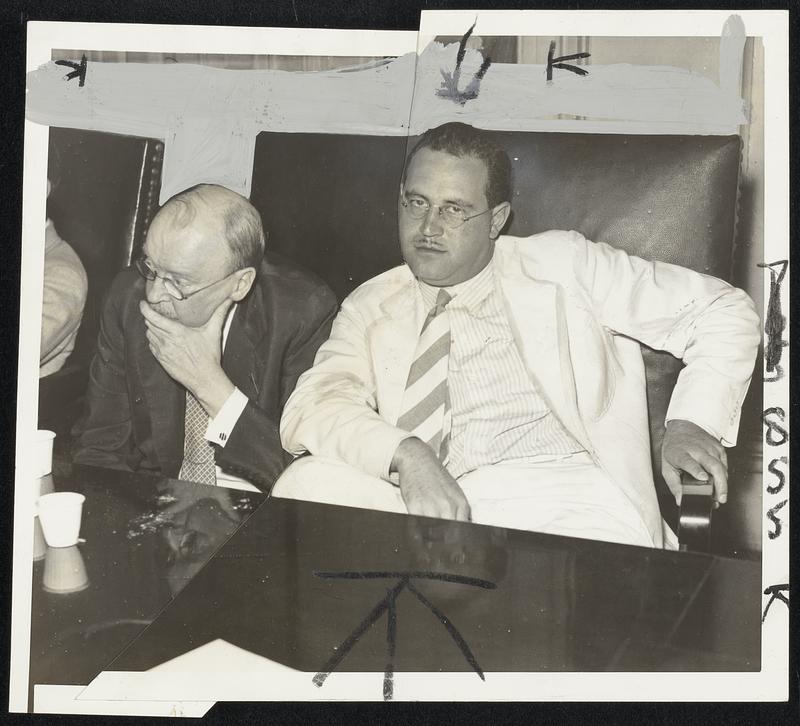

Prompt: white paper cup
xmin=36 ymin=492 xmax=85 ymax=548
xmin=43 ymin=545 xmax=89 ymax=594
xmin=31 ymin=430 xmax=56 ymax=479
xmin=32 ymin=516 xmax=47 ymax=561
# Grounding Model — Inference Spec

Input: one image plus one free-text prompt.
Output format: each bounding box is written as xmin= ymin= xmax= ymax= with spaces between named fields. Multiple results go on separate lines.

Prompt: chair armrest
xmin=678 ymin=474 xmax=714 ymax=552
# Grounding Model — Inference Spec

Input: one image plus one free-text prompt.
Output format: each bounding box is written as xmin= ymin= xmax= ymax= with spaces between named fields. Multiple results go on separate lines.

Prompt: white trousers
xmin=272 ymin=452 xmax=656 ymax=548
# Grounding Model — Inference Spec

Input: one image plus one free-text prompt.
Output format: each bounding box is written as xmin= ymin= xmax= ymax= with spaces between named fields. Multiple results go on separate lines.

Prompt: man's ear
xmin=489 ymin=202 xmax=511 ymax=240
xmin=230 ymin=267 xmax=256 ymax=302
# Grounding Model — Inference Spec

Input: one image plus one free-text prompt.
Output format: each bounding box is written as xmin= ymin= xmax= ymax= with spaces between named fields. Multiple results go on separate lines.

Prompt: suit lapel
xmin=222 ymin=296 xmax=262 ymax=401
xmin=496 ymin=247 xmax=592 ymax=452
xmin=131 ymin=311 xmax=185 ymax=474
xmin=372 ymin=275 xmax=426 ymax=424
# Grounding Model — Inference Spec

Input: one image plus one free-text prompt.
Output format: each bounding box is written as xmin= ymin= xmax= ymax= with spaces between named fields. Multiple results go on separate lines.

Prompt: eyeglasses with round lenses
xmin=400 ymin=194 xmax=493 ymax=229
xmin=135 ymin=256 xmax=232 ymax=301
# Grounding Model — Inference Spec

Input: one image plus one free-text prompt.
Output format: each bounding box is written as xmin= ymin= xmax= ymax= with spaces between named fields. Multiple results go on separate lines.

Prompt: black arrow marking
xmin=55 ymin=55 xmax=87 ymax=87
xmin=546 ymin=41 xmax=591 ymax=81
xmin=757 ymin=260 xmax=788 ymax=382
xmin=314 ymin=569 xmax=496 ymax=589
xmin=312 ymin=576 xmax=407 ymax=690
xmin=312 ymin=570 xmax=495 ymax=700
xmin=761 ymin=583 xmax=789 ymax=623
xmin=383 ymin=586 xmax=398 ymax=701
xmin=406 ymin=578 xmax=484 ymax=680
xmin=436 ymin=21 xmax=492 ymax=106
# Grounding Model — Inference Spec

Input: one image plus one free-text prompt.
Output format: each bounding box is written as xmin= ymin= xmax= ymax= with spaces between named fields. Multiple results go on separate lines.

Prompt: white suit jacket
xmin=280 ymin=231 xmax=761 ymax=547
xmin=40 ymin=219 xmax=88 ymax=377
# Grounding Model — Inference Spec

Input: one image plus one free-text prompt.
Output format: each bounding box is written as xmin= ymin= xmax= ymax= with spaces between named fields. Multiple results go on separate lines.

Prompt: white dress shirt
xmin=199 ymin=306 xmax=259 ymax=491
xmin=418 ymin=256 xmax=584 ymax=480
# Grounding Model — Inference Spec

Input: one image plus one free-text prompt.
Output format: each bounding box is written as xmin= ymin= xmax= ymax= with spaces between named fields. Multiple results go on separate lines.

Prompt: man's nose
xmin=421 ymin=206 xmax=444 ymax=237
xmin=145 ymin=277 xmax=172 ymax=304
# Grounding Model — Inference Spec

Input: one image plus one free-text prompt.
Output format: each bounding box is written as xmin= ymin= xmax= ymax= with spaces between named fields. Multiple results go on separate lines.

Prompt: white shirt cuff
xmin=205 ymin=387 xmax=249 ymax=448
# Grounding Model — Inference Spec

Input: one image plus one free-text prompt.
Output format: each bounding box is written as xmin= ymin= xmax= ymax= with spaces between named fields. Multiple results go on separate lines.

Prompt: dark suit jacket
xmin=72 ymin=253 xmax=338 ymax=491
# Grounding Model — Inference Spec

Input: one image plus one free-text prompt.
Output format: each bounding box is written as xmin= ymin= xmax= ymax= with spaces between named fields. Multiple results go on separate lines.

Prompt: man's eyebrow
xmin=140 ymin=249 xmax=194 ymax=283
xmin=403 ymin=189 xmax=476 ymax=209
xmin=443 ymin=197 xmax=475 ymax=209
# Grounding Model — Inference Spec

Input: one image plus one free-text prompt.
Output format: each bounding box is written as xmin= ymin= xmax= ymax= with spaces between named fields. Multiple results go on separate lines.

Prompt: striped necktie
xmin=178 ymin=391 xmax=217 ymax=486
xmin=396 ymin=289 xmax=452 ymax=461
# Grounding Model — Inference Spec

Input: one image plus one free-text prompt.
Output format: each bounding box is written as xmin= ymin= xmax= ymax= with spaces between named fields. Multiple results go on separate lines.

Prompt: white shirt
xmin=203 ymin=307 xmax=248 ymax=446
xmin=418 ymin=257 xmax=583 ymax=479
xmin=199 ymin=306 xmax=259 ymax=491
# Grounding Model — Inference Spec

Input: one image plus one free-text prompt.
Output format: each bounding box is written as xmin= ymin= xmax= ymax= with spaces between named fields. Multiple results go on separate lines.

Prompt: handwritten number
xmin=766 ymin=499 xmax=788 ymax=539
xmin=762 ymin=407 xmax=788 ymax=447
xmin=766 ymin=457 xmax=788 ymax=495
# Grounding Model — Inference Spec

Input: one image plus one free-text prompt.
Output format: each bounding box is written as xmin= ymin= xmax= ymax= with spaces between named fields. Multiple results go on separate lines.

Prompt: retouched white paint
xmin=26 ymin=20 xmax=746 ymax=202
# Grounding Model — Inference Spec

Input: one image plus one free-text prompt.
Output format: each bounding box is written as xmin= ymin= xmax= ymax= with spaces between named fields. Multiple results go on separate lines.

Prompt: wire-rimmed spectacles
xmin=399 ymin=194 xmax=493 ymax=229
xmin=134 ymin=256 xmax=233 ymax=301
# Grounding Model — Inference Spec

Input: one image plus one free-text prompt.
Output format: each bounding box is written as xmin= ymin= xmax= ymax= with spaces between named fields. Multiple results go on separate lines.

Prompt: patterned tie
xmin=178 ymin=391 xmax=217 ymax=485
xmin=396 ymin=289 xmax=452 ymax=461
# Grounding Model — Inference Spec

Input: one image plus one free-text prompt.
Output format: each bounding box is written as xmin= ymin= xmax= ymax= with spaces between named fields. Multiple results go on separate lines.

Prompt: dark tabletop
xmin=30 ymin=464 xmax=760 ymax=705
xmin=29 ymin=464 xmax=265 ymax=702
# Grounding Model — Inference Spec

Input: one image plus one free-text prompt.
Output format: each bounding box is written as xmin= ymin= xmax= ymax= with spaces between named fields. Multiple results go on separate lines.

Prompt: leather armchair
xmin=678 ymin=475 xmax=715 ymax=552
xmin=251 ymin=130 xmax=744 ymax=551
xmin=38 ymin=127 xmax=163 ymax=456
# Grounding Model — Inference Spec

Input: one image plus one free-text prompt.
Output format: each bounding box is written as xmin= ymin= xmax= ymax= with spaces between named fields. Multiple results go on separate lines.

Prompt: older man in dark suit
xmin=73 ymin=183 xmax=337 ymax=491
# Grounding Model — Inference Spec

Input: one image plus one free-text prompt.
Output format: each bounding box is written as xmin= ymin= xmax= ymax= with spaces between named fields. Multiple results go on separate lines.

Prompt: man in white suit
xmin=276 ymin=122 xmax=760 ymax=548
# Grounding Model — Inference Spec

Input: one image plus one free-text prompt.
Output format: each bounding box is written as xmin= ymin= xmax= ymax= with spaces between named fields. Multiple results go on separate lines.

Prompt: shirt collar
xmin=221 ymin=303 xmax=238 ymax=351
xmin=417 ymin=253 xmax=495 ymax=314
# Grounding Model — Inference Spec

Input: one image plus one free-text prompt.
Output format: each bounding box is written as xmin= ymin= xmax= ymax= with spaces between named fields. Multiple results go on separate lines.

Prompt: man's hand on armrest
xmin=391 ymin=438 xmax=471 ymax=522
xmin=661 ymin=419 xmax=728 ymax=507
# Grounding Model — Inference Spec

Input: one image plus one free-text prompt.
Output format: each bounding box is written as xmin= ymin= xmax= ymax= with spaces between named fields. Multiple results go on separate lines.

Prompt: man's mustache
xmin=412 ymin=239 xmax=446 ymax=251
xmin=149 ymin=302 xmax=179 ymax=319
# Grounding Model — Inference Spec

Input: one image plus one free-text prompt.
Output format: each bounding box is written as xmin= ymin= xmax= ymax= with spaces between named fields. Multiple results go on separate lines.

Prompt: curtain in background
xmin=51 ymin=50 xmax=381 ymax=70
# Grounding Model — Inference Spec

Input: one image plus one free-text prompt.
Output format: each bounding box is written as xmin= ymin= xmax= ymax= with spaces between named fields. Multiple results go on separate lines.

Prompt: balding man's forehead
xmin=146 ymin=184 xmax=257 ymax=275
xmin=152 ymin=199 xmax=225 ymax=238
xmin=169 ymin=185 xmax=248 ymax=215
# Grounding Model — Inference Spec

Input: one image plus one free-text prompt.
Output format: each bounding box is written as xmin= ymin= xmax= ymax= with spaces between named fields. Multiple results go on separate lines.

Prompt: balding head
xmin=155 ymin=184 xmax=265 ymax=273
xmin=141 ymin=184 xmax=263 ymax=327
